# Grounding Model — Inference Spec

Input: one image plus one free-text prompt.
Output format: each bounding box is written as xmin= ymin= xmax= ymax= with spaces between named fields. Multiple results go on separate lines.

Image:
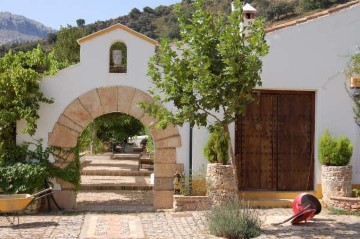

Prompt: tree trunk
xmin=224 ymin=124 xmax=239 ymax=193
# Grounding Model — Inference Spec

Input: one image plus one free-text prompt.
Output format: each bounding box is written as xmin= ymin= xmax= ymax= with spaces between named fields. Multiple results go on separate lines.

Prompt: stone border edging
xmin=329 ymin=196 xmax=360 ymax=211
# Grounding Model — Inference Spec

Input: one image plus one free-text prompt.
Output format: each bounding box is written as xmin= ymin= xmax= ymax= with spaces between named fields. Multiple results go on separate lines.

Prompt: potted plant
xmin=319 ymin=129 xmax=353 ymax=207
xmin=204 ymin=126 xmax=237 ymax=206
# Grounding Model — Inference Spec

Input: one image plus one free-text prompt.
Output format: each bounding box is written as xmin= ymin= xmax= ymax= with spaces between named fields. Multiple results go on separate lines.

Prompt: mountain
xmin=0 ymin=12 xmax=53 ymax=45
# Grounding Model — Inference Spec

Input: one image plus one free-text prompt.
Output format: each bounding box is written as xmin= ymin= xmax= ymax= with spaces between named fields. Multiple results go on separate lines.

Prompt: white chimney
xmin=231 ymin=2 xmax=256 ymax=35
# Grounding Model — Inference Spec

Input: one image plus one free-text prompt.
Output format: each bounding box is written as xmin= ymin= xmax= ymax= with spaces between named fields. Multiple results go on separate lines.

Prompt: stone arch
xmin=48 ymin=86 xmax=182 ymax=209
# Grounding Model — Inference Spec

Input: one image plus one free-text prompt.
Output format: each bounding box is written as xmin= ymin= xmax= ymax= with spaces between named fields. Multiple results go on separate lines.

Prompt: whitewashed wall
xmin=192 ymin=4 xmax=360 ymax=184
xmin=17 ymin=4 xmax=360 ymax=186
xmin=16 ymin=27 xmax=189 ymax=168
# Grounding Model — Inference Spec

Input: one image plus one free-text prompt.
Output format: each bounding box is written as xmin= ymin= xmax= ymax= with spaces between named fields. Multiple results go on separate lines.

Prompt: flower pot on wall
xmin=206 ymin=163 xmax=238 ymax=207
xmin=321 ymin=165 xmax=352 ymax=207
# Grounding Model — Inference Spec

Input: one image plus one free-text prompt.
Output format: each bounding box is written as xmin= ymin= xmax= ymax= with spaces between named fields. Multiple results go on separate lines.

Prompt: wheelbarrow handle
xmin=34 ymin=192 xmax=53 ymax=201
xmin=31 ymin=187 xmax=52 ymax=198
xmin=271 ymin=205 xmax=311 ymax=226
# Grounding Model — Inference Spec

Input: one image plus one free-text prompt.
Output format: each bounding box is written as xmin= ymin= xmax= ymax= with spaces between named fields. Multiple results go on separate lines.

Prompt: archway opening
xmin=77 ymin=112 xmax=154 ymax=211
xmin=48 ymin=86 xmax=182 ymax=210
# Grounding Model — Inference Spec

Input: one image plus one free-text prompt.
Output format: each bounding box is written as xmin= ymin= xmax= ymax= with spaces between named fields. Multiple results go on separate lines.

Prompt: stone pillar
xmin=321 ymin=165 xmax=352 ymax=207
xmin=206 ymin=164 xmax=238 ymax=207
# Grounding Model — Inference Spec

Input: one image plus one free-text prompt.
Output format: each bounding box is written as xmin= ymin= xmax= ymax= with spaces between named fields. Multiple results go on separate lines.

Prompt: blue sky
xmin=0 ymin=0 xmax=182 ymax=30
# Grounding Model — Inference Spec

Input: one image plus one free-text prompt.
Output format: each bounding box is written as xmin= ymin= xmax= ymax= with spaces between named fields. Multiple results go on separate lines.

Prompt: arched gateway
xmin=17 ymin=24 xmax=184 ymax=209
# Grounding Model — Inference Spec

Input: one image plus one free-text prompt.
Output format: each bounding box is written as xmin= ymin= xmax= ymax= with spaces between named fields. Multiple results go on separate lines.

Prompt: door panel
xmin=236 ymin=91 xmax=314 ymax=191
xmin=277 ymin=94 xmax=314 ymax=191
xmin=237 ymin=94 xmax=276 ymax=190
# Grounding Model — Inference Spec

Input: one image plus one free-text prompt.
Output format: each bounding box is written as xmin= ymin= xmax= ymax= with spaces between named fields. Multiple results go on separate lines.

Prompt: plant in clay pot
xmin=203 ymin=126 xmax=230 ymax=165
xmin=204 ymin=126 xmax=237 ymax=206
xmin=319 ymin=129 xmax=353 ymax=207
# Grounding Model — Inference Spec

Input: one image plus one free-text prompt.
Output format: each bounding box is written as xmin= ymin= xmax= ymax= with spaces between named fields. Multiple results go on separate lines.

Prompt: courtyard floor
xmin=1 ymin=208 xmax=359 ymax=239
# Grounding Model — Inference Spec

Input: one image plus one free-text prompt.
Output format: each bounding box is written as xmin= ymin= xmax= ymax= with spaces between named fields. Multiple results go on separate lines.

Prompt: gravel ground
xmin=1 ymin=208 xmax=360 ymax=239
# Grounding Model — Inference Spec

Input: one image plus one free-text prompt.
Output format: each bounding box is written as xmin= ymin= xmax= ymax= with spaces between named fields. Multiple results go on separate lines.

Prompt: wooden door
xmin=235 ymin=91 xmax=314 ymax=191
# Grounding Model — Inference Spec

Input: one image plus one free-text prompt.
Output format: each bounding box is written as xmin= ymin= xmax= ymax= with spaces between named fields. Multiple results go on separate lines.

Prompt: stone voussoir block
xmin=117 ymin=86 xmax=135 ymax=114
xmin=57 ymin=114 xmax=83 ymax=133
xmin=151 ymin=124 xmax=179 ymax=141
xmin=98 ymin=86 xmax=118 ymax=113
xmin=48 ymin=123 xmax=79 ymax=148
xmin=128 ymin=89 xmax=153 ymax=119
xmin=79 ymin=89 xmax=104 ymax=119
xmin=63 ymin=99 xmax=92 ymax=128
xmin=139 ymin=113 xmax=158 ymax=128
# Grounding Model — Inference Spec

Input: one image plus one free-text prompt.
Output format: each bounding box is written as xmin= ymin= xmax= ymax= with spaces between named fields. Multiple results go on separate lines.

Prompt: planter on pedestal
xmin=206 ymin=163 xmax=237 ymax=207
xmin=319 ymin=129 xmax=353 ymax=207
xmin=321 ymin=165 xmax=352 ymax=207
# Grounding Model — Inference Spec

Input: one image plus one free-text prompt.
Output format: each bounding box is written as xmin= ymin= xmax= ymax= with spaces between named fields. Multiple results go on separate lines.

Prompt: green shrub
xmin=319 ymin=129 xmax=353 ymax=166
xmin=203 ymin=126 xmax=229 ymax=164
xmin=0 ymin=140 xmax=81 ymax=193
xmin=353 ymin=188 xmax=360 ymax=198
xmin=0 ymin=163 xmax=47 ymax=194
xmin=206 ymin=200 xmax=263 ymax=239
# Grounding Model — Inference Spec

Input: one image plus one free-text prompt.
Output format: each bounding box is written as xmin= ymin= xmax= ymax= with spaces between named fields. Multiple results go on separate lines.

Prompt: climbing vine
xmin=0 ymin=45 xmax=62 ymax=164
xmin=349 ymin=52 xmax=360 ymax=125
xmin=0 ymin=140 xmax=81 ymax=193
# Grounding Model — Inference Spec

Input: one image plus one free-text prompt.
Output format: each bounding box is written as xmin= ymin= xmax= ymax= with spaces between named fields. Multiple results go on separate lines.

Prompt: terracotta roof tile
xmin=265 ymin=0 xmax=360 ymax=34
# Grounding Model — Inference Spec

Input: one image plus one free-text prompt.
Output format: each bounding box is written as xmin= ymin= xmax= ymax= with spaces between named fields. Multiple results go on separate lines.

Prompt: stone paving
xmin=1 ymin=208 xmax=360 ymax=238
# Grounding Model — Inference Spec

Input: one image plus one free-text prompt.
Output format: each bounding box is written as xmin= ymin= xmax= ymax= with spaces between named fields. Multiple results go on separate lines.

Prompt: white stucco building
xmin=17 ymin=1 xmax=360 ymax=208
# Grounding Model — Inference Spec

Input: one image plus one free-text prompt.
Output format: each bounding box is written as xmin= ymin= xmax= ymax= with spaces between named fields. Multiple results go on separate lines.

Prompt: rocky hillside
xmin=0 ymin=12 xmax=53 ymax=45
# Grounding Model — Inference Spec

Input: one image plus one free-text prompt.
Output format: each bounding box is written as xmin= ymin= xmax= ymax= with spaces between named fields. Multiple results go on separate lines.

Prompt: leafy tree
xmin=76 ymin=19 xmax=86 ymax=27
xmin=129 ymin=8 xmax=141 ymax=19
xmin=300 ymin=0 xmax=347 ymax=11
xmin=265 ymin=1 xmax=296 ymax=21
xmin=53 ymin=24 xmax=87 ymax=64
xmin=0 ymin=45 xmax=61 ymax=162
xmin=46 ymin=32 xmax=57 ymax=44
xmin=79 ymin=113 xmax=146 ymax=153
xmin=143 ymin=6 xmax=155 ymax=15
xmin=141 ymin=0 xmax=268 ymax=166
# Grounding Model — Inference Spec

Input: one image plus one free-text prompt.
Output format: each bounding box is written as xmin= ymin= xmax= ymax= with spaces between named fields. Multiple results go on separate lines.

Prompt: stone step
xmin=80 ymin=175 xmax=153 ymax=191
xmin=239 ymin=190 xmax=320 ymax=200
xmin=81 ymin=168 xmax=152 ymax=176
xmin=80 ymin=184 xmax=153 ymax=190
xmin=112 ymin=153 xmax=141 ymax=160
xmin=76 ymin=190 xmax=154 ymax=212
xmin=245 ymin=198 xmax=293 ymax=208
xmin=81 ymin=158 xmax=142 ymax=172
xmin=73 ymin=205 xmax=155 ymax=213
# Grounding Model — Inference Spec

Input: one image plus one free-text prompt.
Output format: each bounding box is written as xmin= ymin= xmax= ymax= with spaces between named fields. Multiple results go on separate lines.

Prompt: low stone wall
xmin=173 ymin=195 xmax=210 ymax=211
xmin=329 ymin=196 xmax=360 ymax=212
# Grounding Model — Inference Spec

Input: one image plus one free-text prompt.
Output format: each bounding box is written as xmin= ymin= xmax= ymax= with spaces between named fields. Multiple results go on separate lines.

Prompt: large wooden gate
xmin=235 ymin=91 xmax=315 ymax=191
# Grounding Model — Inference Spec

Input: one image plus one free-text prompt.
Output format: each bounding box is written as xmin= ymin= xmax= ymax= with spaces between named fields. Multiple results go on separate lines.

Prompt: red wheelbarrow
xmin=272 ymin=193 xmax=322 ymax=225
xmin=0 ymin=187 xmax=53 ymax=226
